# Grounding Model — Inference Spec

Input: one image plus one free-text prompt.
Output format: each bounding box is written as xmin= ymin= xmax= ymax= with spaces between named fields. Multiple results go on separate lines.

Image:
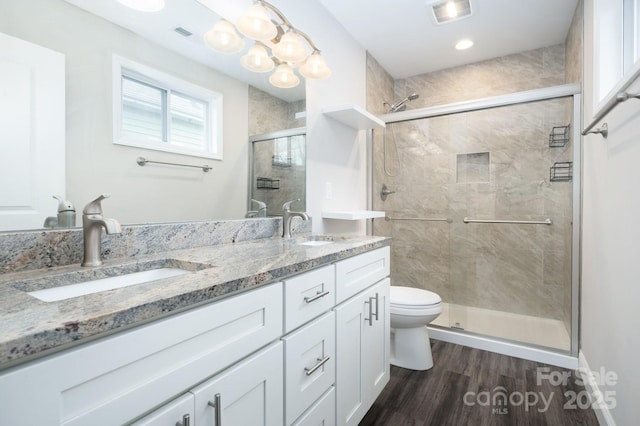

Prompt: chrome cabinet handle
xmin=372 ymin=293 xmax=379 ymax=321
xmin=364 ymin=299 xmax=373 ymax=326
xmin=176 ymin=414 xmax=190 ymax=426
xmin=207 ymin=393 xmax=222 ymax=425
xmin=304 ymin=289 xmax=330 ymax=303
xmin=304 ymin=355 xmax=330 ymax=376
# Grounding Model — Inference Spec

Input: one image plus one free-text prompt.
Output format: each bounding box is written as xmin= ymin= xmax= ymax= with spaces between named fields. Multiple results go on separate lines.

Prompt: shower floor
xmin=431 ymin=303 xmax=571 ymax=351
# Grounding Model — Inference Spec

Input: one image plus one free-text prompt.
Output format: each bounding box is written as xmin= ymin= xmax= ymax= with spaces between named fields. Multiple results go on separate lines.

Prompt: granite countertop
xmin=0 ymin=234 xmax=390 ymax=370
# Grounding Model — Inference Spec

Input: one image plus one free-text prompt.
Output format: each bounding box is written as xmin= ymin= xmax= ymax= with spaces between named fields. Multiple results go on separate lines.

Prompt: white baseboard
xmin=578 ymin=351 xmax=617 ymax=426
xmin=429 ymin=326 xmax=578 ymax=369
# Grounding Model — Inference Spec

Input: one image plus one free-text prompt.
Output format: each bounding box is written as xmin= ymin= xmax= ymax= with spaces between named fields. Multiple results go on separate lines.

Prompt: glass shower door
xmin=373 ymin=95 xmax=576 ymax=352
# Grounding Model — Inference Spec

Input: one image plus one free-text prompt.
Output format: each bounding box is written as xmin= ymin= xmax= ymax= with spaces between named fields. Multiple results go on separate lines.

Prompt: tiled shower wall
xmin=367 ymin=34 xmax=580 ymax=332
xmin=249 ymin=86 xmax=305 ymax=136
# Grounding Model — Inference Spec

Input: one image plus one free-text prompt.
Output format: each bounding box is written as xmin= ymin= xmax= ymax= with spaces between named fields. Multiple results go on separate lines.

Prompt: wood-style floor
xmin=360 ymin=340 xmax=599 ymax=426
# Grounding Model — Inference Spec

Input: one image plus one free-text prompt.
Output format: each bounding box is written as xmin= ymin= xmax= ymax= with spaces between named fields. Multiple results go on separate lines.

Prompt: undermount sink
xmin=297 ymin=235 xmax=335 ymax=247
xmin=298 ymin=240 xmax=334 ymax=247
xmin=27 ymin=268 xmax=190 ymax=302
xmin=13 ymin=259 xmax=211 ymax=303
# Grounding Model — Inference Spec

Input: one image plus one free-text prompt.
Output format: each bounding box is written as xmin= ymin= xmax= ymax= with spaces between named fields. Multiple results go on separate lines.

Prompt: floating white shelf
xmin=322 ymin=104 xmax=385 ymax=130
xmin=322 ymin=210 xmax=386 ymax=220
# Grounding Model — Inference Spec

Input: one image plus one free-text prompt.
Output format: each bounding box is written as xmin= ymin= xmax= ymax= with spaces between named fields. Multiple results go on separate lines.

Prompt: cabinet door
xmin=129 ymin=393 xmax=194 ymax=426
xmin=363 ymin=278 xmax=390 ymax=404
xmin=335 ymin=279 xmax=390 ymax=426
xmin=191 ymin=341 xmax=283 ymax=426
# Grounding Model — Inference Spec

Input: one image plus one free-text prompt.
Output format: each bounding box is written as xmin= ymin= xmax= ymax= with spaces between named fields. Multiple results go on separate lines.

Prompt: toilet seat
xmin=390 ymin=286 xmax=441 ymax=307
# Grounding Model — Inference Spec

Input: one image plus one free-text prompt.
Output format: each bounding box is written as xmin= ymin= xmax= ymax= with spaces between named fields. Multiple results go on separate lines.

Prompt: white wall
xmin=274 ymin=0 xmax=369 ymax=235
xmin=0 ymin=0 xmax=249 ymax=225
xmin=581 ymin=1 xmax=640 ymax=424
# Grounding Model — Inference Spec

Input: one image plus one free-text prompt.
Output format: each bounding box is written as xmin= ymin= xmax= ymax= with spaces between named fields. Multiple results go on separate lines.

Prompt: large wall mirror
xmin=0 ymin=0 xmax=306 ymax=232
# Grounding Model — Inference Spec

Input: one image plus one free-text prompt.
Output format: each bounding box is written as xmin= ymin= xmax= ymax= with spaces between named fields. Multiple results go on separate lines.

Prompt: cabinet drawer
xmin=284 ymin=264 xmax=335 ymax=332
xmin=291 ymin=386 xmax=335 ymax=426
xmin=0 ymin=282 xmax=283 ymax=426
xmin=129 ymin=393 xmax=194 ymax=426
xmin=283 ymin=311 xmax=336 ymax=425
xmin=335 ymin=246 xmax=390 ymax=303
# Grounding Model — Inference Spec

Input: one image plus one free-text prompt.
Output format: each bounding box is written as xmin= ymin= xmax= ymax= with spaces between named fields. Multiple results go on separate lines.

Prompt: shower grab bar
xmin=136 ymin=157 xmax=212 ymax=172
xmin=386 ymin=216 xmax=452 ymax=223
xmin=463 ymin=217 xmax=553 ymax=225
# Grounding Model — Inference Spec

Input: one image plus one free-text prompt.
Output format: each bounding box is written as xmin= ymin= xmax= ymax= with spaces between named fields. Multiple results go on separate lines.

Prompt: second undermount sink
xmin=14 ymin=259 xmax=211 ymax=303
xmin=299 ymin=240 xmax=334 ymax=247
xmin=297 ymin=235 xmax=335 ymax=247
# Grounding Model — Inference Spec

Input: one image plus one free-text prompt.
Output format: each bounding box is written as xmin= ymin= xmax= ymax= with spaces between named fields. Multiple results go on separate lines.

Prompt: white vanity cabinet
xmin=0 ymin=282 xmax=283 ymax=426
xmin=334 ymin=247 xmax=391 ymax=426
xmin=0 ymin=244 xmax=391 ymax=426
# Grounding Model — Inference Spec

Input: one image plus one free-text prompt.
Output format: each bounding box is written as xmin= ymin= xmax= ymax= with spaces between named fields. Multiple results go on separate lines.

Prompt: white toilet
xmin=390 ymin=286 xmax=442 ymax=370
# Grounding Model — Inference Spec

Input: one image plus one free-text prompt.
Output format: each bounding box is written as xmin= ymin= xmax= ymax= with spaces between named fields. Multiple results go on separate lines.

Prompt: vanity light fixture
xmin=116 ymin=0 xmax=165 ymax=12
xmin=241 ymin=43 xmax=275 ymax=73
xmin=205 ymin=0 xmax=331 ymax=88
xmin=269 ymin=63 xmax=300 ymax=88
xmin=204 ymin=19 xmax=245 ymax=53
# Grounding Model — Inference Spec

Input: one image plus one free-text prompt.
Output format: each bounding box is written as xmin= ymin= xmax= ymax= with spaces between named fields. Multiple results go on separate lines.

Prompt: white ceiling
xmin=319 ymin=0 xmax=579 ymax=79
xmin=64 ymin=0 xmax=578 ymax=102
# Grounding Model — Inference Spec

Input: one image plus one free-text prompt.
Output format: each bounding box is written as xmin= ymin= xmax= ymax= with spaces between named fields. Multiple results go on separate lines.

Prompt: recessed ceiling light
xmin=428 ymin=0 xmax=472 ymax=25
xmin=455 ymin=39 xmax=474 ymax=50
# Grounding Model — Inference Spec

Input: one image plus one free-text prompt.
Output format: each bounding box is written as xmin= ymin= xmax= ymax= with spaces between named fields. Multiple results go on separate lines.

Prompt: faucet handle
xmin=282 ymin=199 xmax=300 ymax=211
xmin=83 ymin=194 xmax=110 ymax=215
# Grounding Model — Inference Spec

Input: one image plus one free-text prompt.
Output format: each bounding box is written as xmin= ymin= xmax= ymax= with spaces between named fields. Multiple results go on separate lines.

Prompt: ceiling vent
xmin=428 ymin=0 xmax=473 ymax=25
xmin=173 ymin=26 xmax=193 ymax=37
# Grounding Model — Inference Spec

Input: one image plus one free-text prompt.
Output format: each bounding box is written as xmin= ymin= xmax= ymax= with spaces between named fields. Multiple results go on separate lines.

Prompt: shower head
xmin=385 ymin=93 xmax=420 ymax=113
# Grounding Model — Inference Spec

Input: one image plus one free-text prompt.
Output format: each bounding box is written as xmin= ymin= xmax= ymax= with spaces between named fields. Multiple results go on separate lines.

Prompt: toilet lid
xmin=390 ymin=286 xmax=441 ymax=306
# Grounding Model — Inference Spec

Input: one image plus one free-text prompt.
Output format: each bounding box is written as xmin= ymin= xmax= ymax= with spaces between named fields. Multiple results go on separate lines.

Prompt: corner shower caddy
xmin=549 ymin=125 xmax=570 ymax=147
xmin=550 ymin=161 xmax=573 ymax=182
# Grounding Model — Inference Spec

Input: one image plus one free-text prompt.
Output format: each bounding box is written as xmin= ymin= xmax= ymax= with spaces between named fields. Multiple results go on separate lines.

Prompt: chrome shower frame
xmin=371 ymin=83 xmax=582 ymax=368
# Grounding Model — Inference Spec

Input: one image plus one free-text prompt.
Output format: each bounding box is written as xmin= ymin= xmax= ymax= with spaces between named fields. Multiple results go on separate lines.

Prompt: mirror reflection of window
xmin=272 ymin=135 xmax=305 ymax=167
xmin=272 ymin=137 xmax=291 ymax=167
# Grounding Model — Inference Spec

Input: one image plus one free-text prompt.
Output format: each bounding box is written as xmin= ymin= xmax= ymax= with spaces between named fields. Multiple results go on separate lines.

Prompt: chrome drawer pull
xmin=304 ymin=289 xmax=330 ymax=303
xmin=207 ymin=393 xmax=222 ymax=425
xmin=176 ymin=413 xmax=190 ymax=426
xmin=304 ymin=355 xmax=331 ymax=376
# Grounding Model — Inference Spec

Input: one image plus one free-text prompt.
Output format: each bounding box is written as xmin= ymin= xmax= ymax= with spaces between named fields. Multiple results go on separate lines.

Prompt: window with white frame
xmin=112 ymin=55 xmax=223 ymax=159
xmin=594 ymin=0 xmax=640 ymax=109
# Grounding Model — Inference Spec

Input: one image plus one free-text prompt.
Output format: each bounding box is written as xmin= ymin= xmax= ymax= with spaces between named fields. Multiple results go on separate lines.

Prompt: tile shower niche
xmin=456 ymin=152 xmax=490 ymax=183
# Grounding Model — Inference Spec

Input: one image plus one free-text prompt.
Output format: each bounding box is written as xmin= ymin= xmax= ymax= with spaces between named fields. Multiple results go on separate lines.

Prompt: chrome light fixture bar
xmin=204 ymin=0 xmax=331 ymax=88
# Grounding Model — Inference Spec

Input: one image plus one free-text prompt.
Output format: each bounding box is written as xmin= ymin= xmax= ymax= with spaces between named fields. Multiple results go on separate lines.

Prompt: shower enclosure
xmin=372 ymin=85 xmax=580 ymax=359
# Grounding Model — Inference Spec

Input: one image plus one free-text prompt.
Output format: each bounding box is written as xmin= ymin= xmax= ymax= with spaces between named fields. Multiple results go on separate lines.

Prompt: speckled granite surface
xmin=0 ymin=233 xmax=389 ymax=370
xmin=0 ymin=217 xmax=311 ymax=274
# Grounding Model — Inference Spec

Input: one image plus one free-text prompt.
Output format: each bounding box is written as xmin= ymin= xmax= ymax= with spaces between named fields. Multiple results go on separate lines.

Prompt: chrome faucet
xmin=282 ymin=199 xmax=309 ymax=238
xmin=81 ymin=195 xmax=122 ymax=267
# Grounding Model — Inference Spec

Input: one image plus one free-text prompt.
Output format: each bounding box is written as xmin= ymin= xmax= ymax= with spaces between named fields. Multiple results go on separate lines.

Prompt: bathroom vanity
xmin=0 ymin=234 xmax=390 ymax=425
